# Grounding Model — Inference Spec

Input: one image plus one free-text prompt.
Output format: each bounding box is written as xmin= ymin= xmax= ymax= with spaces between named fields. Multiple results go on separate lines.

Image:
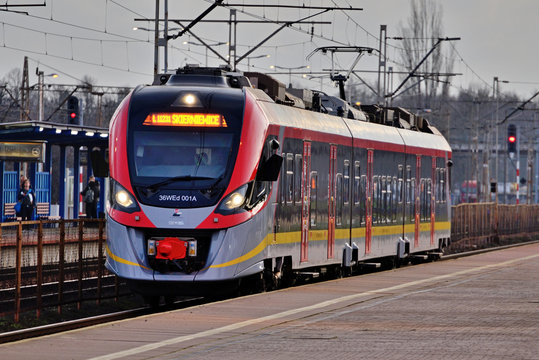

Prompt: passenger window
xmin=286 ymin=153 xmax=294 ymax=204
xmin=420 ymin=179 xmax=426 ymax=221
xmin=441 ymin=168 xmax=446 ymax=203
xmin=360 ymin=175 xmax=367 ymax=225
xmin=398 ymin=165 xmax=404 ymax=204
xmin=294 ymin=154 xmax=302 ymax=204
xmin=427 ymin=179 xmax=432 ymax=216
xmin=343 ymin=160 xmax=350 ymax=205
xmin=336 ymin=173 xmax=343 ymax=225
xmin=373 ymin=175 xmax=379 ymax=223
xmin=392 ymin=176 xmax=398 ymax=222
xmin=353 ymin=161 xmax=360 ymax=205
xmin=410 ymin=177 xmax=415 ymax=223
xmin=381 ymin=176 xmax=387 ymax=224
xmin=310 ymin=171 xmax=318 ymax=227
xmin=435 ymin=168 xmax=440 ymax=204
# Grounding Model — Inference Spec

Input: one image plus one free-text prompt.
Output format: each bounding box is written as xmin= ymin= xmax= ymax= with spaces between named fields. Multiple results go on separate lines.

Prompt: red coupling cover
xmin=156 ymin=237 xmax=187 ymax=260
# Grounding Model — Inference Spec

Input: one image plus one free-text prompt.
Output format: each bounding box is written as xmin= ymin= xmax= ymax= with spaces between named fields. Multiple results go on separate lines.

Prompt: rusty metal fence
xmin=0 ymin=219 xmax=129 ymax=322
xmin=450 ymin=203 xmax=539 ymax=252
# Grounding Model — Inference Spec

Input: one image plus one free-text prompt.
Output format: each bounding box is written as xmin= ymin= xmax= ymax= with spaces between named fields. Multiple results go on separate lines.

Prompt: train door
xmin=430 ymin=157 xmax=436 ymax=245
xmin=328 ymin=145 xmax=337 ymax=259
xmin=300 ymin=142 xmax=311 ymax=262
xmin=365 ymin=150 xmax=373 ymax=254
xmin=414 ymin=155 xmax=421 ymax=248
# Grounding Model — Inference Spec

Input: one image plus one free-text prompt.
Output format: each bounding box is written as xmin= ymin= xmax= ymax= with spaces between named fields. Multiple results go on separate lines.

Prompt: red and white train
xmin=103 ymin=66 xmax=452 ymax=301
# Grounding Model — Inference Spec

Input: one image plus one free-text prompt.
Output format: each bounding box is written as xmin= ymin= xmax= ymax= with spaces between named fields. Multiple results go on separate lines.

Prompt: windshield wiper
xmin=147 ymin=175 xmax=214 ymax=191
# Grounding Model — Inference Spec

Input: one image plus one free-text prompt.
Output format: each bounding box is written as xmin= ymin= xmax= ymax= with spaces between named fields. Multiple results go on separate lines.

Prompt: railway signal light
xmin=507 ymin=124 xmax=517 ymax=154
xmin=67 ymin=96 xmax=80 ymax=124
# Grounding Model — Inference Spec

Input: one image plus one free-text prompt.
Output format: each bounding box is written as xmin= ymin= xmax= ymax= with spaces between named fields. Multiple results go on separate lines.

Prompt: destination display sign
xmin=143 ymin=113 xmax=228 ymax=128
xmin=0 ymin=141 xmax=46 ymax=162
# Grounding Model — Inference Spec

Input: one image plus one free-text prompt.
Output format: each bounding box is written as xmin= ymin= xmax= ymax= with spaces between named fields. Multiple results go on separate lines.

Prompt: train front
xmin=105 ymin=71 xmax=273 ymax=296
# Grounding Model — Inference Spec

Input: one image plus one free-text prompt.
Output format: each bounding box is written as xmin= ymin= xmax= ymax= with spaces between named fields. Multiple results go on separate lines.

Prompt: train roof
xmin=150 ymin=65 xmax=451 ymax=154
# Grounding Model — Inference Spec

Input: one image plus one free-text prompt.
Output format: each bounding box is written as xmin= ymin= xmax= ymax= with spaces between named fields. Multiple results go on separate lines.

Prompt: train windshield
xmin=132 ymin=130 xmax=234 ymax=182
xmin=125 ymin=86 xmax=244 ymax=205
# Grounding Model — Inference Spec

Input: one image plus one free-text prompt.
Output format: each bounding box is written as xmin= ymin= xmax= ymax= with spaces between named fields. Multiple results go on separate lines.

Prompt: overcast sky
xmin=1 ymin=0 xmax=538 ymax=99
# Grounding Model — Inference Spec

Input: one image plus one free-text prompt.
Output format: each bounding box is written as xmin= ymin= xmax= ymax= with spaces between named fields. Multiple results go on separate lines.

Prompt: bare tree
xmin=398 ymin=0 xmax=455 ymax=111
xmin=0 ymin=68 xmax=23 ymax=122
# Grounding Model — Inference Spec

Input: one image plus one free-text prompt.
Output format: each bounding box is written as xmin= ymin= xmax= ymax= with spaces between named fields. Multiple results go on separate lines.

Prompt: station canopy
xmin=0 ymin=121 xmax=108 ymax=148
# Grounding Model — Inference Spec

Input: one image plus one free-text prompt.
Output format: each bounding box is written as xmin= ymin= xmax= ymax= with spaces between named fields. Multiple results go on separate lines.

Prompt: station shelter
xmin=0 ymin=121 xmax=108 ymax=221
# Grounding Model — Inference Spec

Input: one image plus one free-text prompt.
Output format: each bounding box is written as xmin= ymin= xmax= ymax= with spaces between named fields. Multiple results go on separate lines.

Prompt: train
xmin=101 ymin=65 xmax=452 ymax=303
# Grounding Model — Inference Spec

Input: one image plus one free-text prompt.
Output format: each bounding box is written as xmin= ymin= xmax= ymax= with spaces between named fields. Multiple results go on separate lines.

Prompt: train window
xmin=379 ymin=176 xmax=384 ymax=224
xmin=353 ymin=161 xmax=360 ymax=205
xmin=373 ymin=175 xmax=379 ymax=224
xmin=343 ymin=160 xmax=350 ymax=205
xmin=310 ymin=171 xmax=318 ymax=227
xmin=280 ymin=156 xmax=285 ymax=204
xmin=387 ymin=176 xmax=392 ymax=223
xmin=427 ymin=179 xmax=432 ymax=217
xmin=398 ymin=165 xmax=404 ymax=204
xmin=392 ymin=176 xmax=398 ymax=222
xmin=286 ymin=153 xmax=294 ymax=204
xmin=437 ymin=168 xmax=441 ymax=203
xmin=360 ymin=175 xmax=367 ymax=225
xmin=410 ymin=177 xmax=415 ymax=223
xmin=406 ymin=165 xmax=412 ymax=205
xmin=294 ymin=154 xmax=302 ymax=205
xmin=420 ymin=179 xmax=426 ymax=221
xmin=336 ymin=173 xmax=343 ymax=225
xmin=441 ymin=168 xmax=446 ymax=203
xmin=434 ymin=168 xmax=439 ymax=204
xmin=381 ymin=176 xmax=387 ymax=224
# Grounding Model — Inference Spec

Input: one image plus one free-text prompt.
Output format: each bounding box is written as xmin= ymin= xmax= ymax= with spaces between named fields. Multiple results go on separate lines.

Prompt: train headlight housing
xmin=216 ymin=183 xmax=251 ymax=214
xmin=225 ymin=192 xmax=245 ymax=209
xmin=110 ymin=179 xmax=140 ymax=213
xmin=115 ymin=190 xmax=133 ymax=207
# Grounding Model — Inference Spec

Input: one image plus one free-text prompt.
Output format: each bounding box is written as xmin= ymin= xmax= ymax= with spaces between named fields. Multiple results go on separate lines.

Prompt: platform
xmin=2 ymin=242 xmax=538 ymax=360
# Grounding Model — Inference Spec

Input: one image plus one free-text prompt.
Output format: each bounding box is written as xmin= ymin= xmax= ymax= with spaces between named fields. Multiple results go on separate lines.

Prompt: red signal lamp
xmin=70 ymin=112 xmax=77 ymax=119
xmin=508 ymin=135 xmax=516 ymax=143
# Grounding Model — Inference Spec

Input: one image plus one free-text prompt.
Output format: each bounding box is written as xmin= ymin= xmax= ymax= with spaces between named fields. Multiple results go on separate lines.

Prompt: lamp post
xmin=35 ymin=68 xmax=58 ymax=122
xmin=270 ymin=65 xmax=310 ymax=88
xmin=183 ymin=41 xmax=228 ymax=67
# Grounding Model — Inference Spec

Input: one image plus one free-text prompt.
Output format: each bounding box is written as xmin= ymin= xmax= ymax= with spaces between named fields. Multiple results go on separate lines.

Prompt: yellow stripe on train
xmin=210 ymin=221 xmax=451 ymax=268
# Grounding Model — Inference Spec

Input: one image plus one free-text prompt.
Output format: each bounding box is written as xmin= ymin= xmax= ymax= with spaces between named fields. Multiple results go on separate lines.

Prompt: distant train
xmin=102 ymin=66 xmax=452 ymax=303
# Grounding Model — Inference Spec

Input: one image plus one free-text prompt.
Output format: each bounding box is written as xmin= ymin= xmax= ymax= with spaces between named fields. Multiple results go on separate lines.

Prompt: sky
xmin=1 ymin=0 xmax=538 ymax=99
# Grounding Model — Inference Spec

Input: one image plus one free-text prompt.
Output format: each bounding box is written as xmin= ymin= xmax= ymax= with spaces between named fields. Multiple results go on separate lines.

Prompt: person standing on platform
xmin=17 ymin=179 xmax=36 ymax=221
xmin=81 ymin=176 xmax=100 ymax=219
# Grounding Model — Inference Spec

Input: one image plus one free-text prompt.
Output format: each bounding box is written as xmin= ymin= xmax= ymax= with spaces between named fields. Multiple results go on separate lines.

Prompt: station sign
xmin=0 ymin=141 xmax=46 ymax=162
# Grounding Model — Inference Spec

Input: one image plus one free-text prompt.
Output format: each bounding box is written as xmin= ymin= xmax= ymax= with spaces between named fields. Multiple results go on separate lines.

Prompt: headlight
xmin=110 ymin=179 xmax=140 ymax=213
xmin=216 ymin=183 xmax=250 ymax=214
xmin=115 ymin=190 xmax=134 ymax=207
xmin=224 ymin=191 xmax=245 ymax=209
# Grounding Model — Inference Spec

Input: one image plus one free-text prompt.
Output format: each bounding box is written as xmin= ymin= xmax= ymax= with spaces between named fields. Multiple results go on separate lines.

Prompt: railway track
xmin=1 ymin=239 xmax=538 ymax=344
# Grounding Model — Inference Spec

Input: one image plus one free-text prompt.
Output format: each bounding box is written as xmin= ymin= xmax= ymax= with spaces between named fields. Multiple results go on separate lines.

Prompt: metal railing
xmin=0 ymin=219 xmax=129 ymax=322
xmin=450 ymin=203 xmax=539 ymax=252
